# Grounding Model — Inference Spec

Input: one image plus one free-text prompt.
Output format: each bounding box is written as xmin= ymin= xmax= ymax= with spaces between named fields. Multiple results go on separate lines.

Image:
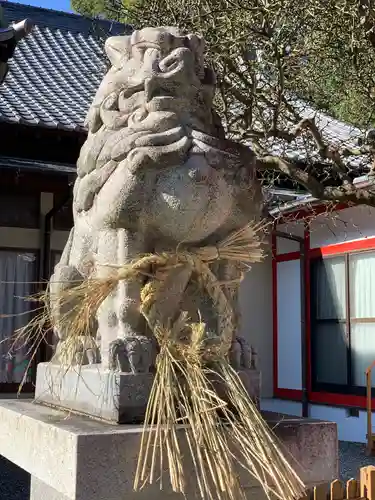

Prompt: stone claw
xmin=109 ymin=336 xmax=154 ymax=373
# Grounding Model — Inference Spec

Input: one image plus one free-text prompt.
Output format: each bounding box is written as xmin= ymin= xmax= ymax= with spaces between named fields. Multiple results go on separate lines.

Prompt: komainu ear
xmin=105 ymin=35 xmax=132 ymax=68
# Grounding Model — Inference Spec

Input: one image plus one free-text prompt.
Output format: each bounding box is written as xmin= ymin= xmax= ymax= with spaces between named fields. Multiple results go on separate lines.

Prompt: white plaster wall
xmin=277 ymin=259 xmax=302 ymax=390
xmin=0 ymin=228 xmax=39 ymax=249
xmin=309 ymin=405 xmax=367 ymax=443
xmin=239 ymin=248 xmax=273 ymax=398
xmin=276 ymin=221 xmax=305 ymax=254
xmin=310 ymin=205 xmax=375 ymax=248
xmin=261 ymin=399 xmax=368 ymax=443
xmin=0 ymin=227 xmax=69 ymax=252
xmin=260 ymin=398 xmax=303 ymax=417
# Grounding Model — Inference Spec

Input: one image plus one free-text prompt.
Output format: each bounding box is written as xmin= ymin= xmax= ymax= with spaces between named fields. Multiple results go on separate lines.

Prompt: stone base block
xmin=31 ymin=476 xmax=70 ymax=500
xmin=35 ymin=362 xmax=154 ymax=423
xmin=0 ymin=400 xmax=338 ymax=500
xmin=212 ymin=368 xmax=261 ymax=408
xmin=35 ymin=363 xmax=261 ymax=423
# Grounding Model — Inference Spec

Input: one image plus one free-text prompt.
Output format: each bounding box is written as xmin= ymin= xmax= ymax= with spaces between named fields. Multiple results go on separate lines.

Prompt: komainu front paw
xmin=109 ymin=336 xmax=155 ymax=373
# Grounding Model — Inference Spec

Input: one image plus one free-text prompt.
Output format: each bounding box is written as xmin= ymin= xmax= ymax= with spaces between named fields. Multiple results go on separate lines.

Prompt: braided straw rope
xmin=128 ymin=224 xmax=305 ymax=500
xmin=43 ymin=223 xmax=263 ymax=365
xmin=12 ymin=222 xmax=305 ymax=500
xmin=139 ymin=252 xmax=235 ymax=357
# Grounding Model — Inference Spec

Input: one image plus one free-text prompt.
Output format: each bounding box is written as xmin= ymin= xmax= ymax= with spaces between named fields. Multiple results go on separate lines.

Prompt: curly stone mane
xmin=73 ymin=27 xmax=227 ymax=214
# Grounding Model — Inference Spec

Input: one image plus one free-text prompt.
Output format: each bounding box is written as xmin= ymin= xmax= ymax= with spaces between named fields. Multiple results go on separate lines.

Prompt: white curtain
xmin=350 ymin=252 xmax=375 ymax=387
xmin=313 ymin=257 xmax=348 ymax=384
xmin=350 ymin=252 xmax=375 ymax=318
xmin=51 ymin=252 xmax=62 ymax=352
xmin=0 ymin=252 xmax=36 ymax=384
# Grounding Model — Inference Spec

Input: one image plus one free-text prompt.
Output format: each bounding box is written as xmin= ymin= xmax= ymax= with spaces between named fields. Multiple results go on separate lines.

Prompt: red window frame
xmin=273 ymin=220 xmax=375 ymax=409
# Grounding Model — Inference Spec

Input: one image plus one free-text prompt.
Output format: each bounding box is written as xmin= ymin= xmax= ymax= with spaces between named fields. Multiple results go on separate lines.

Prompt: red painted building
xmin=1 ymin=2 xmax=374 ymax=446
xmin=251 ymin=193 xmax=375 ymax=443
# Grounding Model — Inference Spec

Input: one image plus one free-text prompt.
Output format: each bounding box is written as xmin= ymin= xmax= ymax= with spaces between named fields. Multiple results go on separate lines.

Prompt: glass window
xmin=313 ymin=257 xmax=346 ymax=320
xmin=0 ymin=251 xmax=37 ymax=384
xmin=349 ymin=252 xmax=375 ymax=387
xmin=311 ymin=257 xmax=347 ymax=386
xmin=311 ymin=250 xmax=375 ymax=393
xmin=313 ymin=322 xmax=348 ymax=385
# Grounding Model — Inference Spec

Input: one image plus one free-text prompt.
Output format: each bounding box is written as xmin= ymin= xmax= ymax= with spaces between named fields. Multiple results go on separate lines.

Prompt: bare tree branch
xmin=74 ymin=0 xmax=375 ymax=210
xmin=257 ymin=154 xmax=324 ymax=193
xmin=292 ymin=118 xmax=352 ymax=182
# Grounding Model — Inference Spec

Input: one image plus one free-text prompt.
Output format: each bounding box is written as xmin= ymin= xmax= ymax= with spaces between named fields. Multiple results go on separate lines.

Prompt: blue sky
xmin=11 ymin=0 xmax=72 ymax=12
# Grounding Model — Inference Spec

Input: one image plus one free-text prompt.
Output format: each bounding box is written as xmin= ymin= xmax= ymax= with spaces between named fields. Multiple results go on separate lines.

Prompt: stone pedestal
xmin=0 ymin=400 xmax=338 ymax=500
xmin=35 ymin=362 xmax=261 ymax=423
xmin=35 ymin=363 xmax=154 ymax=423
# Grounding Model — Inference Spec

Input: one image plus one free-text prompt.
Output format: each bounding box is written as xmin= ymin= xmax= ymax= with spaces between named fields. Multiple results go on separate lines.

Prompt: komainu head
xmin=74 ymin=27 xmax=260 ymax=227
xmin=85 ymin=27 xmax=220 ymax=136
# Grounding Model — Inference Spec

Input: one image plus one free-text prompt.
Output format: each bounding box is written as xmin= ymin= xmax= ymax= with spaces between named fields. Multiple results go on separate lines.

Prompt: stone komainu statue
xmin=50 ymin=27 xmax=262 ymax=372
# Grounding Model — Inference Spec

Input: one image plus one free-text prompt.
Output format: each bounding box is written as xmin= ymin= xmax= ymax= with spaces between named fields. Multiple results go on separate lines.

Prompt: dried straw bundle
xmin=11 ymin=222 xmax=305 ymax=500
xmin=134 ymin=321 xmax=305 ymax=500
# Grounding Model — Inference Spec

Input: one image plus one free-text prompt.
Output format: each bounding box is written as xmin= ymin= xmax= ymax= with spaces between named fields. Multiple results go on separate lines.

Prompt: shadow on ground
xmin=0 ymin=456 xmax=30 ymax=500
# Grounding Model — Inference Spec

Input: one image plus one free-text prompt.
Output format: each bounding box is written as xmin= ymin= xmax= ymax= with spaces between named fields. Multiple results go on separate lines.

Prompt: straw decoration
xmin=7 ymin=221 xmax=305 ymax=500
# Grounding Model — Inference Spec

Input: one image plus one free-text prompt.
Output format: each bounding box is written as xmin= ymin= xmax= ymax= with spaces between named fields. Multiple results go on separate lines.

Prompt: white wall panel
xmin=40 ymin=192 xmax=54 ymax=216
xmin=260 ymin=398 xmax=302 ymax=417
xmin=309 ymin=404 xmax=367 ymax=443
xmin=239 ymin=247 xmax=273 ymax=397
xmin=0 ymin=228 xmax=70 ymax=252
xmin=262 ymin=401 xmax=368 ymax=443
xmin=310 ymin=205 xmax=375 ymax=249
xmin=0 ymin=228 xmax=39 ymax=249
xmin=277 ymin=260 xmax=302 ymax=390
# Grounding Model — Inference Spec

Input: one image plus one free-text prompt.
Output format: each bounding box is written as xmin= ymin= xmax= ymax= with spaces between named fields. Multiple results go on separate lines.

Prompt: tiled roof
xmin=0 ymin=2 xmax=131 ymax=131
xmin=260 ymin=101 xmax=368 ymax=171
xmin=268 ymin=174 xmax=375 ymax=216
xmin=0 ymin=2 xmax=369 ymax=178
